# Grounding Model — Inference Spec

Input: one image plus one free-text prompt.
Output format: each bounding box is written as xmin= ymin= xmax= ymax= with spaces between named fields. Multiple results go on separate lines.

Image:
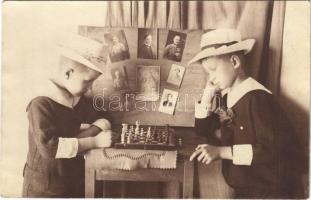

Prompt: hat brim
xmin=188 ymin=39 xmax=255 ymax=66
xmin=57 ymin=46 xmax=103 ymax=74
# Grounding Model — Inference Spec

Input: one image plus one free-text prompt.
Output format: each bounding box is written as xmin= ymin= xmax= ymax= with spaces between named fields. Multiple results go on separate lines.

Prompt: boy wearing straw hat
xmin=22 ymin=32 xmax=112 ymax=197
xmin=189 ymin=29 xmax=300 ymax=198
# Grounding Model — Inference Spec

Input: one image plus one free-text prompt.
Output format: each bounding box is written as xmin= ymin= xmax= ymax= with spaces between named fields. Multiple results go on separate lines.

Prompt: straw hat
xmin=188 ymin=29 xmax=255 ymax=65
xmin=55 ymin=31 xmax=106 ymax=73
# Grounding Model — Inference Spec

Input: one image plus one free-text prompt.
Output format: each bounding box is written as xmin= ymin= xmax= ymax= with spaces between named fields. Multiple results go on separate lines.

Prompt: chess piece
xmin=147 ymin=127 xmax=151 ymax=137
xmin=129 ymin=126 xmax=134 ymax=137
xmin=135 ymin=121 xmax=140 ymax=135
xmin=178 ymin=138 xmax=182 ymax=147
xmin=140 ymin=128 xmax=144 ymax=137
xmin=127 ymin=134 xmax=132 ymax=144
xmin=165 ymin=124 xmax=169 ymax=133
xmin=121 ymin=123 xmax=128 ymax=144
xmin=168 ymin=132 xmax=175 ymax=146
xmin=121 ymin=132 xmax=126 ymax=144
xmin=127 ymin=126 xmax=133 ymax=143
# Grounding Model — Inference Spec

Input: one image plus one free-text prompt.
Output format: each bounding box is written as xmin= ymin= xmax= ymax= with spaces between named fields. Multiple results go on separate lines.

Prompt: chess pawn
xmin=122 ymin=123 xmax=128 ymax=132
xmin=121 ymin=132 xmax=126 ymax=144
xmin=178 ymin=138 xmax=182 ymax=147
xmin=134 ymin=128 xmax=139 ymax=143
xmin=121 ymin=124 xmax=128 ymax=144
xmin=168 ymin=132 xmax=175 ymax=146
xmin=127 ymin=134 xmax=131 ymax=144
xmin=128 ymin=126 xmax=134 ymax=136
xmin=135 ymin=121 xmax=140 ymax=135
xmin=140 ymin=128 xmax=145 ymax=137
xmin=127 ymin=126 xmax=132 ymax=140
xmin=164 ymin=136 xmax=168 ymax=144
xmin=147 ymin=127 xmax=151 ymax=137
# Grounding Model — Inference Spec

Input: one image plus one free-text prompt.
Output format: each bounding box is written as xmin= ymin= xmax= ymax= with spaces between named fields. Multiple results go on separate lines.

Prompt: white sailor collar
xmin=226 ymin=77 xmax=272 ymax=108
xmin=41 ymin=80 xmax=81 ymax=108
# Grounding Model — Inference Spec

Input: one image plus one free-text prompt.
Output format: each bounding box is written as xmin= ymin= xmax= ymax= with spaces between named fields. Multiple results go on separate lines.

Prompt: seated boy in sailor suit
xmin=188 ymin=29 xmax=302 ymax=198
xmin=22 ymin=32 xmax=113 ymax=197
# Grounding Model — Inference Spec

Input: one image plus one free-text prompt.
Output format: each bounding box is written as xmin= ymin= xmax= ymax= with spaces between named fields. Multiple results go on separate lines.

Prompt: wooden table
xmin=84 ymin=127 xmax=202 ymax=198
xmin=85 ymin=153 xmax=194 ymax=198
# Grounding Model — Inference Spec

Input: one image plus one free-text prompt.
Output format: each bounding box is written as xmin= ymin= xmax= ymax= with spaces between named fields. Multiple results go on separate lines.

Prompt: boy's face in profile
xmin=201 ymin=55 xmax=237 ymax=90
xmin=65 ymin=62 xmax=101 ymax=97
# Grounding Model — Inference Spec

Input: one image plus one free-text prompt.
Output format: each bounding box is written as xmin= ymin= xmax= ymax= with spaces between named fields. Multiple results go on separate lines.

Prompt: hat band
xmin=201 ymin=41 xmax=238 ymax=50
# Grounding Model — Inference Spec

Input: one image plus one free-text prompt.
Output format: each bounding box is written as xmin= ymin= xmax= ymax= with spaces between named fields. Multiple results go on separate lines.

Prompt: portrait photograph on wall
xmin=110 ymin=65 xmax=130 ymax=91
xmin=167 ymin=64 xmax=185 ymax=87
xmin=163 ymin=30 xmax=187 ymax=62
xmin=158 ymin=89 xmax=179 ymax=115
xmin=136 ymin=65 xmax=160 ymax=101
xmin=104 ymin=30 xmax=130 ymax=63
xmin=137 ymin=28 xmax=157 ymax=60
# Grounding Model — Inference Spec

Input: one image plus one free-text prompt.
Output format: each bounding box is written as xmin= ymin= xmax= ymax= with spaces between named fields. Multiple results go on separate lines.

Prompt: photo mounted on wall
xmin=110 ymin=65 xmax=129 ymax=91
xmin=137 ymin=28 xmax=157 ymax=59
xmin=167 ymin=64 xmax=186 ymax=87
xmin=104 ymin=30 xmax=130 ymax=63
xmin=136 ymin=65 xmax=160 ymax=101
xmin=158 ymin=89 xmax=179 ymax=115
xmin=163 ymin=30 xmax=187 ymax=62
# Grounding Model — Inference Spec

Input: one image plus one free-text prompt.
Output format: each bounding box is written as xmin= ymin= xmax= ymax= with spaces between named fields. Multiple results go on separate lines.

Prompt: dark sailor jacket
xmin=195 ymin=78 xmax=300 ymax=190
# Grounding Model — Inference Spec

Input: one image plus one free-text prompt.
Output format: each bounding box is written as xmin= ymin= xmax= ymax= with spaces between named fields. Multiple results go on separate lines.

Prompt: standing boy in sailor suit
xmin=22 ymin=33 xmax=113 ymax=197
xmin=188 ymin=29 xmax=301 ymax=198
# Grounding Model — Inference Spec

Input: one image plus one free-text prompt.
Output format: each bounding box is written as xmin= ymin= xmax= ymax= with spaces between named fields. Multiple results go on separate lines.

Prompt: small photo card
xmin=104 ymin=30 xmax=130 ymax=63
xmin=163 ymin=30 xmax=187 ymax=62
xmin=110 ymin=65 xmax=129 ymax=91
xmin=158 ymin=89 xmax=179 ymax=115
xmin=167 ymin=64 xmax=185 ymax=87
xmin=137 ymin=28 xmax=157 ymax=59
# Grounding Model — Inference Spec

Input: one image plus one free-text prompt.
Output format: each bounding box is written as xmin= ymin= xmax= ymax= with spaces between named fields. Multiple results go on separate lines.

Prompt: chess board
xmin=114 ymin=123 xmax=182 ymax=151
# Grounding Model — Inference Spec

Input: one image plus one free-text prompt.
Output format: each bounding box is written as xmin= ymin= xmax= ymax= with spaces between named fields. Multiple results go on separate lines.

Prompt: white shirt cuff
xmin=232 ymin=144 xmax=253 ymax=165
xmin=92 ymin=118 xmax=111 ymax=131
xmin=55 ymin=137 xmax=78 ymax=158
xmin=195 ymin=101 xmax=211 ymax=119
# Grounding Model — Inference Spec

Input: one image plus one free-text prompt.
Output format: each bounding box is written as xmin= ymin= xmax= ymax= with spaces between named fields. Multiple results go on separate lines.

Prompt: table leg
xmin=165 ymin=181 xmax=180 ymax=198
xmin=120 ymin=181 xmax=126 ymax=198
xmin=102 ymin=181 xmax=107 ymax=198
xmin=85 ymin=169 xmax=96 ymax=198
xmin=183 ymin=160 xmax=194 ymax=198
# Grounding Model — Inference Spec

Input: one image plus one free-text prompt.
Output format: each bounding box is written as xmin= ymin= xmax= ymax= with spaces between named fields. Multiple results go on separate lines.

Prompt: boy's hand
xmin=94 ymin=130 xmax=112 ymax=148
xmin=189 ymin=144 xmax=221 ymax=164
xmin=201 ymin=82 xmax=218 ymax=105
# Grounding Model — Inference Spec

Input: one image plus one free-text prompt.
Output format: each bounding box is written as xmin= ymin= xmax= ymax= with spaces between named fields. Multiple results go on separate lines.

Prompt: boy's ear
xmin=65 ymin=69 xmax=74 ymax=79
xmin=230 ymin=54 xmax=241 ymax=69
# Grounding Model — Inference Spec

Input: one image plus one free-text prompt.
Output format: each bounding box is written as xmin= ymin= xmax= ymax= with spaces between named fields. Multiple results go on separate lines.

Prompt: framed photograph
xmin=137 ymin=28 xmax=157 ymax=59
xmin=104 ymin=30 xmax=130 ymax=63
xmin=167 ymin=64 xmax=186 ymax=87
xmin=136 ymin=65 xmax=160 ymax=101
xmin=158 ymin=89 xmax=179 ymax=115
xmin=110 ymin=65 xmax=129 ymax=91
xmin=163 ymin=30 xmax=187 ymax=62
